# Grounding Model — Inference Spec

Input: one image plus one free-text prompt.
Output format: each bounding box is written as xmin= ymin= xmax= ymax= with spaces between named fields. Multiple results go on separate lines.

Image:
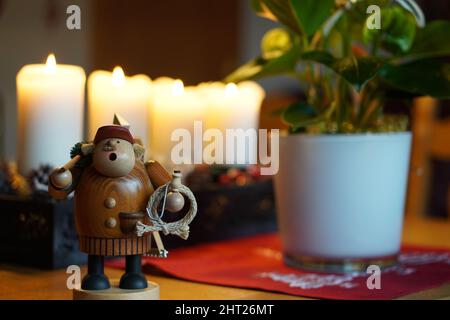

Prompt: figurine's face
xmin=93 ymin=138 xmax=135 ymax=177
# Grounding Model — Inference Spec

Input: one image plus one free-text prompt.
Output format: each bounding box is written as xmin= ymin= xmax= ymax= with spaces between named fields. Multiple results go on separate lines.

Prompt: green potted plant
xmin=226 ymin=0 xmax=450 ymax=272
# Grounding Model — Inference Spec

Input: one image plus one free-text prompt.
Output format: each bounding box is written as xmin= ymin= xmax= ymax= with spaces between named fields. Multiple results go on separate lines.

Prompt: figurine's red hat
xmin=94 ymin=125 xmax=134 ymax=145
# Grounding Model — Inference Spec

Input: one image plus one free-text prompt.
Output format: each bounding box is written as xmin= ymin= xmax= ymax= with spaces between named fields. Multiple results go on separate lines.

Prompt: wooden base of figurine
xmin=73 ymin=280 xmax=160 ymax=300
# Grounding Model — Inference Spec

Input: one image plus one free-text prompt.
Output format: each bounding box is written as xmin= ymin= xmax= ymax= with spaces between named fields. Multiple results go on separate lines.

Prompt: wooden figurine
xmin=48 ymin=124 xmax=197 ymax=299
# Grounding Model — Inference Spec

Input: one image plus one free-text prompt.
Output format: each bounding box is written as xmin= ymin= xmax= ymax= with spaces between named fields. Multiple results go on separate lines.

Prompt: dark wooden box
xmin=163 ymin=179 xmax=278 ymax=248
xmin=0 ymin=195 xmax=86 ymax=269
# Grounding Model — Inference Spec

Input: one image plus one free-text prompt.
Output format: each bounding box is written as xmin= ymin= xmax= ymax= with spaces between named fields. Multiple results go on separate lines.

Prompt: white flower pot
xmin=274 ymin=132 xmax=412 ymax=272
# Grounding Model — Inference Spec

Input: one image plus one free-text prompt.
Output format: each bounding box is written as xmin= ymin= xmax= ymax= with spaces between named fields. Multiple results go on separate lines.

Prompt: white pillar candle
xmin=202 ymin=81 xmax=265 ymax=165
xmin=16 ymin=54 xmax=85 ymax=175
xmin=150 ymin=78 xmax=205 ymax=169
xmin=87 ymin=66 xmax=151 ymax=153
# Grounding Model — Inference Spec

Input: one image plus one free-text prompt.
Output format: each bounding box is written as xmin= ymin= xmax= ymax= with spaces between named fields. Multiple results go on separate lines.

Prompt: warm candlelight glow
xmin=88 ymin=69 xmax=152 ymax=156
xmin=17 ymin=54 xmax=85 ymax=174
xmin=45 ymin=54 xmax=57 ymax=73
xmin=224 ymin=82 xmax=239 ymax=97
xmin=201 ymin=81 xmax=265 ymax=165
xmin=150 ymin=77 xmax=206 ymax=167
xmin=172 ymin=79 xmax=184 ymax=96
xmin=112 ymin=66 xmax=126 ymax=87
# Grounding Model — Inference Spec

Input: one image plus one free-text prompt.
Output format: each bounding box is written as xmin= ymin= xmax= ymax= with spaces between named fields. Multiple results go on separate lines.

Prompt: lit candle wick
xmin=112 ymin=66 xmax=126 ymax=87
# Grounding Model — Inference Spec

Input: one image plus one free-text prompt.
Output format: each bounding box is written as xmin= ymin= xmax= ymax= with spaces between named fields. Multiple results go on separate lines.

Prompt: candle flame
xmin=45 ymin=54 xmax=57 ymax=73
xmin=172 ymin=79 xmax=184 ymax=96
xmin=112 ymin=66 xmax=126 ymax=87
xmin=224 ymin=82 xmax=239 ymax=97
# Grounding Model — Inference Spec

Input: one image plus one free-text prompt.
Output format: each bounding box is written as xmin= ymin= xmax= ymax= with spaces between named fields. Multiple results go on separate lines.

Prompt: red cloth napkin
xmin=107 ymin=234 xmax=450 ymax=299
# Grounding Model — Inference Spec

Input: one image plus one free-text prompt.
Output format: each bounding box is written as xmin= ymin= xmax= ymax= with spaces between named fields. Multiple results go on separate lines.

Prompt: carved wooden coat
xmin=75 ymin=162 xmax=154 ymax=256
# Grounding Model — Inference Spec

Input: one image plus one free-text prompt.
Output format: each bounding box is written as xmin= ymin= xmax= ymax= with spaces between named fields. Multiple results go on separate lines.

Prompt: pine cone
xmin=29 ymin=164 xmax=54 ymax=194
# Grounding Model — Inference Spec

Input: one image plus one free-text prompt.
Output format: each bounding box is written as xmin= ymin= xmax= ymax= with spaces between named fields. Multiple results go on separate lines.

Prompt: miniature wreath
xmin=135 ymin=182 xmax=197 ymax=240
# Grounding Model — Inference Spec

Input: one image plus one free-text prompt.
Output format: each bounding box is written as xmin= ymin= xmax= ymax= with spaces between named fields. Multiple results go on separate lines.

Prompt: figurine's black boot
xmin=81 ymin=255 xmax=110 ymax=290
xmin=119 ymin=254 xmax=148 ymax=289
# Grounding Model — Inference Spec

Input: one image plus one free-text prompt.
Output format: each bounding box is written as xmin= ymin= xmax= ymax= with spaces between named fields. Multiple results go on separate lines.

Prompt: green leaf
xmin=363 ymin=6 xmax=416 ymax=54
xmin=261 ymin=28 xmax=292 ymax=59
xmin=379 ymin=59 xmax=450 ymax=99
xmin=333 ymin=57 xmax=383 ymax=91
xmin=282 ymin=102 xmax=321 ymax=129
xmin=225 ymin=44 xmax=300 ymax=83
xmin=251 ymin=0 xmax=265 ymax=14
xmin=261 ymin=0 xmax=302 ymax=34
xmin=378 ymin=81 xmax=422 ymax=100
xmin=224 ymin=59 xmax=265 ymax=83
xmin=408 ymin=21 xmax=450 ymax=59
xmin=301 ymin=51 xmax=383 ymax=91
xmin=289 ymin=0 xmax=335 ymax=36
xmin=301 ymin=50 xmax=335 ymax=65
xmin=251 ymin=0 xmax=277 ymax=21
xmin=394 ymin=0 xmax=425 ymax=27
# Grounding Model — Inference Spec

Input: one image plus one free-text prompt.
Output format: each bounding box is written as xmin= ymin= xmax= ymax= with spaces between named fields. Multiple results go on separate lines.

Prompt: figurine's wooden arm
xmin=144 ymin=160 xmax=172 ymax=189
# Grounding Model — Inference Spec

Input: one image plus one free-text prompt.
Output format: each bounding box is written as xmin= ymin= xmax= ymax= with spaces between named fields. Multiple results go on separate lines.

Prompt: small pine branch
xmin=70 ymin=142 xmax=92 ymax=169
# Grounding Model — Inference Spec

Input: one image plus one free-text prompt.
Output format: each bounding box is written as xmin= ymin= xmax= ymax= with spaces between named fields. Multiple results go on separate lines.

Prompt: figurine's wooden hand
xmin=49 ymin=154 xmax=81 ymax=191
xmin=50 ymin=167 xmax=73 ymax=190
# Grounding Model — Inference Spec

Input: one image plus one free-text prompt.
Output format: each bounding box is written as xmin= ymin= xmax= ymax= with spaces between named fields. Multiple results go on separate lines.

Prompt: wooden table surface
xmin=0 ymin=215 xmax=449 ymax=300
